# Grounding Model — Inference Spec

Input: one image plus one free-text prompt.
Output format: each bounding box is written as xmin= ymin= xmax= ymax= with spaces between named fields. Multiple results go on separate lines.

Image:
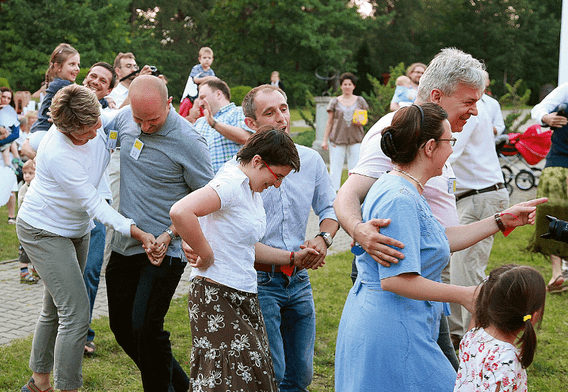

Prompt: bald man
xmin=105 ymin=76 xmax=213 ymax=392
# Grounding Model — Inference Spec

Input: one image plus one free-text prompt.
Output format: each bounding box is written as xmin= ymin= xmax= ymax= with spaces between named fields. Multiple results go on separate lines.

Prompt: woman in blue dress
xmin=335 ymin=103 xmax=546 ymax=392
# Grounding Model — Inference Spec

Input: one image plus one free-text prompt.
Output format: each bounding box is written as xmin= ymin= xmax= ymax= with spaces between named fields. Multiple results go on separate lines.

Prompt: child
xmin=180 ymin=47 xmax=215 ymax=117
xmin=190 ymin=46 xmax=215 ymax=85
xmin=454 ymin=264 xmax=546 ymax=392
xmin=29 ymin=43 xmax=80 ymax=133
xmin=391 ymin=75 xmax=417 ymax=108
xmin=18 ymin=159 xmax=39 ymax=284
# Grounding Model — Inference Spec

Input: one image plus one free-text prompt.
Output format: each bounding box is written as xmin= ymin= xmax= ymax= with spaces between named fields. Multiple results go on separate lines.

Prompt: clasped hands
xmin=139 ymin=231 xmax=171 ymax=266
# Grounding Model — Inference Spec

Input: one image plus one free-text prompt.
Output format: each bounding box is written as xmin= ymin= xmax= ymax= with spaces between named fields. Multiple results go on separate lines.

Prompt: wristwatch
xmin=315 ymin=232 xmax=333 ymax=248
xmin=164 ymin=228 xmax=176 ymax=241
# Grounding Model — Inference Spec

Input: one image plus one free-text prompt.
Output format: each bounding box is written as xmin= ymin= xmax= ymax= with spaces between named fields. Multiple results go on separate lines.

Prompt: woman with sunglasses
xmin=334 ymin=103 xmax=546 ymax=391
xmin=170 ymin=128 xmax=319 ymax=391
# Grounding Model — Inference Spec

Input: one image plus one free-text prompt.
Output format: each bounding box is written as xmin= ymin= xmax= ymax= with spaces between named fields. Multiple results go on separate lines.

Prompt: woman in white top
xmin=17 ymin=85 xmax=157 ymax=392
xmin=170 ymin=128 xmax=318 ymax=392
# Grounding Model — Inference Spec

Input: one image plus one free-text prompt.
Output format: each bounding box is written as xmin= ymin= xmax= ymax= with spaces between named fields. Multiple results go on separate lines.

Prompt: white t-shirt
xmin=351 ymin=111 xmax=459 ymax=228
xmin=190 ymin=161 xmax=266 ymax=293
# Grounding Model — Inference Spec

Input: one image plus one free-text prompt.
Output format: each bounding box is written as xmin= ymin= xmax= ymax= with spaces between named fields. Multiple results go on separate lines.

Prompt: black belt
xmin=455 ymin=183 xmax=505 ymax=202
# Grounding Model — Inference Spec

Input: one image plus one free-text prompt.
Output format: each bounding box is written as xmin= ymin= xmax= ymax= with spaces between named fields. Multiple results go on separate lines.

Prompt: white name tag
xmin=130 ymin=138 xmax=144 ymax=160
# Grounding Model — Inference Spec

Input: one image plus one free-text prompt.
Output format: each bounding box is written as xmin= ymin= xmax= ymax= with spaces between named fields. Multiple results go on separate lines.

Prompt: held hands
xmin=146 ymin=231 xmax=174 ymax=266
xmin=500 ymin=197 xmax=548 ymax=228
xmin=353 ymin=218 xmax=405 ymax=267
xmin=293 ymin=245 xmax=322 ymax=270
xmin=182 ymin=240 xmax=214 ymax=270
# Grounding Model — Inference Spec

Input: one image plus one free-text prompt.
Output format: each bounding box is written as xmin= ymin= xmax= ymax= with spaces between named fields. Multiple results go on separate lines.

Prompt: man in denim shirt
xmin=193 ymin=77 xmax=253 ymax=172
xmin=243 ymin=85 xmax=339 ymax=391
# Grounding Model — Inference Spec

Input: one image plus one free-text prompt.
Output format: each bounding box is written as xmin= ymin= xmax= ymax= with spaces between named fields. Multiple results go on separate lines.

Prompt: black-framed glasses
xmin=437 ymin=138 xmax=457 ymax=146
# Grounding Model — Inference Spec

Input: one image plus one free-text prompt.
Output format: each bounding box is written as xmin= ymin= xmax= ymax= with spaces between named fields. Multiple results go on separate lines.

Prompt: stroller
xmin=495 ymin=124 xmax=552 ymax=195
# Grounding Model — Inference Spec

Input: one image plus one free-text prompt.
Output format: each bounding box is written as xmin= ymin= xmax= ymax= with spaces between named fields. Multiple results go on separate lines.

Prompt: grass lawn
xmin=1 ymin=209 xmax=567 ymax=390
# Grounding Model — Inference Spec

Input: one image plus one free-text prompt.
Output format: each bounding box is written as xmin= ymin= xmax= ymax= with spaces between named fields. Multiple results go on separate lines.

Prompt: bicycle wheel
xmin=515 ymin=169 xmax=535 ymax=191
xmin=501 ymin=165 xmax=513 ymax=184
xmin=530 ymin=167 xmax=542 ymax=187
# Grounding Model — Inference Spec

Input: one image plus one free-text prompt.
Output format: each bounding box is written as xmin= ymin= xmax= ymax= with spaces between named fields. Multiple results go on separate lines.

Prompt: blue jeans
xmin=106 ymin=252 xmax=189 ymax=392
xmin=257 ymin=269 xmax=315 ymax=392
xmin=83 ymin=220 xmax=106 ymax=343
xmin=350 ymin=256 xmax=459 ymax=371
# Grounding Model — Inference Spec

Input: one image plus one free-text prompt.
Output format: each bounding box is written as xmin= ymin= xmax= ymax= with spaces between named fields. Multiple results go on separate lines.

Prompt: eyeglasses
xmin=121 ymin=64 xmax=139 ymax=70
xmin=437 ymin=138 xmax=457 ymax=146
xmin=263 ymin=161 xmax=284 ymax=183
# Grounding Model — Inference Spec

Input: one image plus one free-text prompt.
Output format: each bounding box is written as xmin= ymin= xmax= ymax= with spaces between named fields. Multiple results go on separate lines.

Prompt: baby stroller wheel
xmin=501 ymin=165 xmax=513 ymax=184
xmin=531 ymin=167 xmax=542 ymax=187
xmin=515 ymin=169 xmax=535 ymax=191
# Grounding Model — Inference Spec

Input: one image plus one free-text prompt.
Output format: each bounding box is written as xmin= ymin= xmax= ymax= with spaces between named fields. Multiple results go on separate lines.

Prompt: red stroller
xmin=495 ymin=124 xmax=552 ymax=194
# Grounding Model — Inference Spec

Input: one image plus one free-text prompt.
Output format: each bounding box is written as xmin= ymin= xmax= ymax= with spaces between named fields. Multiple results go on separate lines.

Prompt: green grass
xmin=0 ymin=205 xmax=19 ymax=261
xmin=1 ymin=216 xmax=567 ymax=390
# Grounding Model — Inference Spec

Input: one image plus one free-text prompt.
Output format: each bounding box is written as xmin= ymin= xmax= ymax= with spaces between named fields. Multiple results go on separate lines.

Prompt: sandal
xmin=21 ymin=378 xmax=53 ymax=392
xmin=84 ymin=341 xmax=96 ymax=356
xmin=20 ymin=271 xmax=38 ymax=285
xmin=7 ymin=217 xmax=16 ymax=225
xmin=547 ymin=275 xmax=568 ymax=293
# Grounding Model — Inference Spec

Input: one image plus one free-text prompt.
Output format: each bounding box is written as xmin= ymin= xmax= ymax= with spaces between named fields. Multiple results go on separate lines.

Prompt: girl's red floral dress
xmin=454 ymin=328 xmax=527 ymax=391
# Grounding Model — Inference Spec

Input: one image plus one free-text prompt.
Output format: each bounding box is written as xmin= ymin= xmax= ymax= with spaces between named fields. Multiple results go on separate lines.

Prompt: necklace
xmin=392 ymin=167 xmax=425 ymax=192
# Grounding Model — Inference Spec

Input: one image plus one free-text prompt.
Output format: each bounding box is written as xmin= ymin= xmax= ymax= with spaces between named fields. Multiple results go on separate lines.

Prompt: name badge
xmin=107 ymin=130 xmax=118 ymax=150
xmin=130 ymin=138 xmax=144 ymax=160
xmin=448 ymin=176 xmax=457 ymax=194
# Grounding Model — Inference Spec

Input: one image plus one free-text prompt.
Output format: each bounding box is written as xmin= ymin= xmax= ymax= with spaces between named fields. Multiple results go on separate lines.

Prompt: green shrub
xmin=230 ymin=85 xmax=252 ymax=106
xmin=499 ymin=79 xmax=532 ymax=133
xmin=0 ymin=77 xmax=10 ymax=88
xmin=293 ymin=129 xmax=316 ymax=147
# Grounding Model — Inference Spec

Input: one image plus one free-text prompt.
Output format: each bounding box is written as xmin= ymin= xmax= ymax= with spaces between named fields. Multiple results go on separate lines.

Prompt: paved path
xmin=0 ymin=210 xmax=353 ymax=346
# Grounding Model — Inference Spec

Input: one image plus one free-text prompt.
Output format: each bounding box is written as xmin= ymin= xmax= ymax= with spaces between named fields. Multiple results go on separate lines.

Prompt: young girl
xmin=30 ymin=43 xmax=80 ymax=133
xmin=454 ymin=264 xmax=546 ymax=391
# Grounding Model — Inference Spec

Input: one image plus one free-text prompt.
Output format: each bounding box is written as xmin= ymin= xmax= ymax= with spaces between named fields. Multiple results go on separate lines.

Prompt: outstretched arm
xmin=446 ymin=198 xmax=547 ymax=252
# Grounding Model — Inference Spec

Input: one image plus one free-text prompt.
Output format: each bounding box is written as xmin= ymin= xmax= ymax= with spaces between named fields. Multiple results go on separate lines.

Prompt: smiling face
xmin=66 ymin=118 xmax=102 ymax=146
xmin=0 ymin=91 xmax=12 ymax=107
xmin=83 ymin=66 xmax=114 ymax=100
xmin=249 ymin=159 xmax=292 ymax=192
xmin=57 ymin=54 xmax=80 ymax=82
xmin=247 ymin=90 xmax=290 ymax=133
xmin=435 ymin=84 xmax=482 ymax=133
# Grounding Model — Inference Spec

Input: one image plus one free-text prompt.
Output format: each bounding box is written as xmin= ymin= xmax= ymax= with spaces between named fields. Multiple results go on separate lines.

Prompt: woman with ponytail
xmin=455 ymin=264 xmax=545 ymax=391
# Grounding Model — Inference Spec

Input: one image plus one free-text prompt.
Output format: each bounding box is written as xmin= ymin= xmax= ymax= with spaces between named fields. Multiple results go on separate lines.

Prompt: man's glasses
xmin=121 ymin=64 xmax=139 ymax=70
xmin=263 ymin=161 xmax=284 ymax=183
xmin=437 ymin=137 xmax=457 ymax=146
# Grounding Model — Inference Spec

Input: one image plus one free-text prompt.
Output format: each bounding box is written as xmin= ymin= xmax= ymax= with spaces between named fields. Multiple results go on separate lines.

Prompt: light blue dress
xmin=335 ymin=174 xmax=456 ymax=391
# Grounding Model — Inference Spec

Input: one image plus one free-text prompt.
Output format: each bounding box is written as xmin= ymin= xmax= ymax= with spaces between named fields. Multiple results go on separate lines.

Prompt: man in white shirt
xmin=481 ymin=71 xmax=506 ymax=136
xmin=334 ymin=47 xmax=486 ymax=369
xmin=107 ymin=52 xmax=153 ymax=109
xmin=447 ymin=92 xmax=509 ymax=345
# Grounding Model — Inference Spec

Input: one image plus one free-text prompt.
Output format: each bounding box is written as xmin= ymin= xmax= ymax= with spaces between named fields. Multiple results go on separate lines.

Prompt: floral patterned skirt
xmin=188 ymin=277 xmax=277 ymax=392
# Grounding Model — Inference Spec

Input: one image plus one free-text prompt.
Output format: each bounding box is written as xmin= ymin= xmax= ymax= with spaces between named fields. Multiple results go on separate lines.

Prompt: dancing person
xmin=171 ymin=129 xmax=321 ymax=392
xmin=16 ymin=84 xmax=156 ymax=392
xmin=30 ymin=43 xmax=80 ymax=133
xmin=105 ymin=75 xmax=213 ymax=392
xmin=322 ymin=72 xmax=369 ymax=191
xmin=243 ymin=85 xmax=338 ymax=391
xmin=454 ymin=264 xmax=546 ymax=391
xmin=334 ymin=103 xmax=546 ymax=392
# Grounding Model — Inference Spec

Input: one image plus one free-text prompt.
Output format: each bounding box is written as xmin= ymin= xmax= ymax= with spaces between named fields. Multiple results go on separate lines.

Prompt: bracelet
xmin=353 ymin=221 xmax=364 ymax=236
xmin=211 ymin=120 xmax=217 ymax=129
xmin=289 ymin=251 xmax=295 ymax=266
xmin=494 ymin=213 xmax=506 ymax=232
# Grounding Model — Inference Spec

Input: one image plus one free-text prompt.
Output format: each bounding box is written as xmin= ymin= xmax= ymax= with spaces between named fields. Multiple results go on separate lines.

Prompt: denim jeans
xmin=106 ymin=252 xmax=189 ymax=392
xmin=83 ymin=220 xmax=106 ymax=342
xmin=350 ymin=256 xmax=459 ymax=370
xmin=257 ymin=269 xmax=315 ymax=392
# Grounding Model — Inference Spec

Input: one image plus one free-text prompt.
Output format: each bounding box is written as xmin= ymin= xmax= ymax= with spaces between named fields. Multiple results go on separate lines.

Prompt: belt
xmin=254 ymin=262 xmax=302 ymax=276
xmin=455 ymin=183 xmax=505 ymax=202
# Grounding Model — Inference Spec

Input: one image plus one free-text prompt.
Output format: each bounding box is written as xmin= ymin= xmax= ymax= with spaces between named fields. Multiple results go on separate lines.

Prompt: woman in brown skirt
xmin=170 ymin=129 xmax=319 ymax=391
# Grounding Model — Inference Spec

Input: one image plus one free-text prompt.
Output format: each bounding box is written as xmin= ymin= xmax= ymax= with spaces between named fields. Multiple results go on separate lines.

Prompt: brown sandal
xmin=21 ymin=378 xmax=54 ymax=392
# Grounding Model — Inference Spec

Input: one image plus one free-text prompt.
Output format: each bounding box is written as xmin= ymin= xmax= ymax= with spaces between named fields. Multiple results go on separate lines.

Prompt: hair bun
xmin=381 ymin=130 xmax=398 ymax=160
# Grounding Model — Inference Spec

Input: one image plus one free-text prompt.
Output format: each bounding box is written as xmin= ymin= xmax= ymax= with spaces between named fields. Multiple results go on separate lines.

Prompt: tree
xmin=0 ymin=0 xmax=132 ymax=91
xmin=203 ymin=0 xmax=367 ymax=104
